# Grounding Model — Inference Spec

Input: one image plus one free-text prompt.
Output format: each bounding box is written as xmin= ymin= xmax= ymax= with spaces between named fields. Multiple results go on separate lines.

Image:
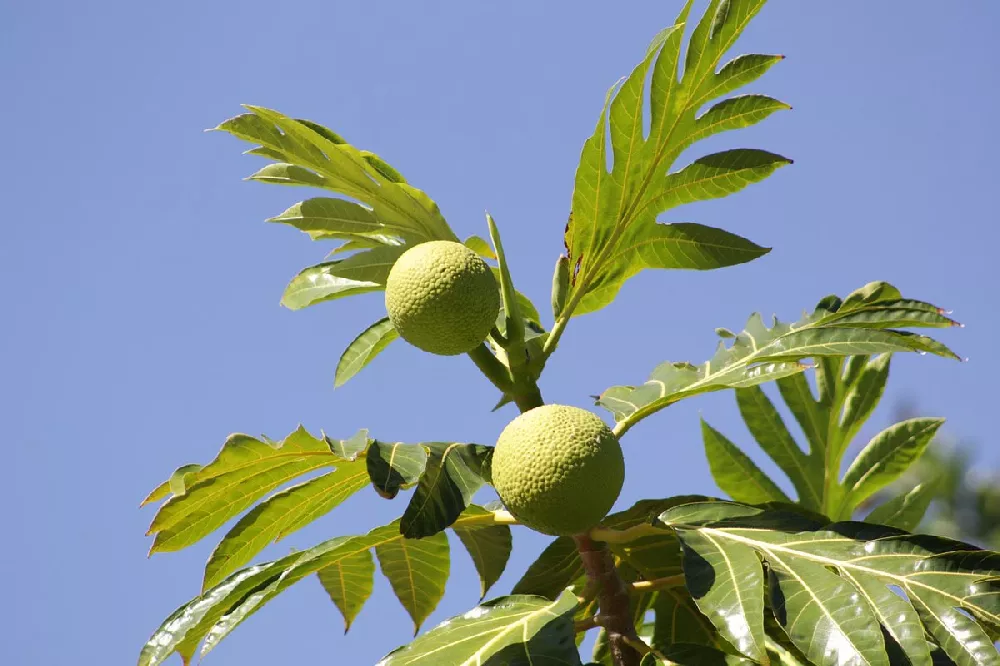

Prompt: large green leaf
xmin=138 ymin=507 xmax=512 ymax=666
xmin=676 ymin=526 xmax=769 ymax=663
xmin=375 ymin=530 xmax=450 ymax=632
xmin=598 ymin=283 xmax=960 ymax=436
xmin=562 ymin=0 xmax=789 ymax=318
xmin=377 ymin=590 xmax=582 ymax=666
xmin=335 ymin=317 xmax=399 ymax=388
xmin=144 ymin=426 xmax=345 ymax=554
xmin=366 ymin=440 xmax=428 ymax=500
xmin=654 ymin=500 xmax=1000 ymax=666
xmin=865 ymin=483 xmax=937 ymax=532
xmin=317 ymin=549 xmax=375 ymax=633
xmin=400 ymin=442 xmax=491 ymax=538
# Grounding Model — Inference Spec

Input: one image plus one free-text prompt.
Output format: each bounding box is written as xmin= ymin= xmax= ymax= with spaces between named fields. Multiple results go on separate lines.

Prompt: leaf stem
xmin=467 ymin=344 xmax=514 ymax=394
xmin=628 ymin=574 xmax=685 ymax=593
xmin=574 ymin=615 xmax=603 ymax=633
xmin=588 ymin=523 xmax=661 ymax=544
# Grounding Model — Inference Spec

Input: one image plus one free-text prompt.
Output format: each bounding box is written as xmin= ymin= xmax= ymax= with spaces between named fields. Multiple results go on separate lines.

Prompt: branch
xmin=467 ymin=344 xmax=514 ymax=393
xmin=573 ymin=534 xmax=643 ymax=666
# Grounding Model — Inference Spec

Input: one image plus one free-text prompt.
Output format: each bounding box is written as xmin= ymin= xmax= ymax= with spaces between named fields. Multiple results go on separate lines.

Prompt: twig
xmin=589 ymin=523 xmax=661 ymax=544
xmin=573 ymin=534 xmax=642 ymax=666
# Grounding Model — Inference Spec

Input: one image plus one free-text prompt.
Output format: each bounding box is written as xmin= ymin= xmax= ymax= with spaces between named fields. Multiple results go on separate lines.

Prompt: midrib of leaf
xmin=768 ymin=550 xmax=875 ymax=666
xmin=695 ymin=527 xmax=1000 ymax=627
xmin=699 ymin=529 xmax=768 ymax=663
xmin=464 ymin=603 xmax=568 ymax=666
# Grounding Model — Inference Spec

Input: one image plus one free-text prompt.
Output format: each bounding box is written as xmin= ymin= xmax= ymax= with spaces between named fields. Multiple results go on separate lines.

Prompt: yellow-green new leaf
xmin=145 ymin=426 xmax=339 ymax=554
xmin=317 ymin=549 xmax=376 ymax=633
xmin=335 ymin=318 xmax=399 ymax=388
xmin=375 ymin=530 xmax=450 ymax=634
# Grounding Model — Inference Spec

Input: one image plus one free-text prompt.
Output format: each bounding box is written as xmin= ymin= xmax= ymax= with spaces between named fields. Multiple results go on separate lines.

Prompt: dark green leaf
xmin=702 ymin=418 xmax=791 ymax=504
xmin=775 ymin=373 xmax=828 ymax=458
xmin=365 ymin=440 xmax=428 ymax=500
xmin=656 ymin=500 xmax=1000 ymax=666
xmin=840 ymin=354 xmax=891 ymax=445
xmin=865 ymin=483 xmax=936 ymax=531
xmin=335 ymin=318 xmax=399 ymax=388
xmin=658 ymin=643 xmax=758 ymax=666
xmin=512 ymin=537 xmax=584 ymax=599
xmin=736 ymin=385 xmax=821 ymax=510
xmin=375 ymin=530 xmax=450 ymax=633
xmin=840 ymin=418 xmax=945 ymax=513
xmin=675 ymin=527 xmax=768 ymax=663
xmin=376 ymin=591 xmax=582 ymax=666
xmin=652 ymin=587 xmax=720 ymax=650
xmin=400 ymin=443 xmax=491 ymax=538
xmin=317 ymin=549 xmax=375 ymax=633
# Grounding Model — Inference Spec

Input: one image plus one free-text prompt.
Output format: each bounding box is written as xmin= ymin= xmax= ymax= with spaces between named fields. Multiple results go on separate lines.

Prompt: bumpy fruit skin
xmin=491 ymin=404 xmax=625 ymax=536
xmin=384 ymin=241 xmax=500 ymax=356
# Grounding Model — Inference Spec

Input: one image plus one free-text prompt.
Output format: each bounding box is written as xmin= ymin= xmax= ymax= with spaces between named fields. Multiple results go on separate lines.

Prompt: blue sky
xmin=3 ymin=2 xmax=997 ymax=664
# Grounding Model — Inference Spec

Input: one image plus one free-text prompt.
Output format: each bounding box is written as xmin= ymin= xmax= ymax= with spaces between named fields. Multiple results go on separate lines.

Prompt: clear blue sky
xmin=4 ymin=2 xmax=997 ymax=664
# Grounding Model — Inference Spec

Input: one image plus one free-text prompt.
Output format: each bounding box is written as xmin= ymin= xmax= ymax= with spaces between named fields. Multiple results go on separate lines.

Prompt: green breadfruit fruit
xmin=491 ymin=404 xmax=625 ymax=536
xmin=384 ymin=240 xmax=501 ymax=356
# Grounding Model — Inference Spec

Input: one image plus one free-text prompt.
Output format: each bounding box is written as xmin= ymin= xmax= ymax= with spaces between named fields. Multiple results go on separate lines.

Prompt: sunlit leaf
xmin=280 ymin=245 xmax=406 ymax=310
xmin=599 ymin=283 xmax=959 ymax=436
xmin=317 ymin=549 xmax=375 ymax=633
xmin=145 ymin=426 xmax=339 ymax=554
xmin=563 ymin=0 xmax=789 ymax=317
xmin=376 ymin=591 xmax=582 ymax=666
xmin=375 ymin=530 xmax=450 ymax=632
xmin=335 ymin=317 xmax=399 ymax=388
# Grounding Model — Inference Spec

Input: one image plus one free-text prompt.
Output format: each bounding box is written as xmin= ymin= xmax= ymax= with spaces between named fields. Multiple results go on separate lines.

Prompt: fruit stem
xmin=573 ymin=534 xmax=643 ymax=666
xmin=467 ymin=344 xmax=514 ymax=393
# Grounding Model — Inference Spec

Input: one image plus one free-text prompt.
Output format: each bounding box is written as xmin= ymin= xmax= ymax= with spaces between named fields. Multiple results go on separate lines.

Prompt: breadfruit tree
xmin=138 ymin=2 xmax=997 ymax=665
